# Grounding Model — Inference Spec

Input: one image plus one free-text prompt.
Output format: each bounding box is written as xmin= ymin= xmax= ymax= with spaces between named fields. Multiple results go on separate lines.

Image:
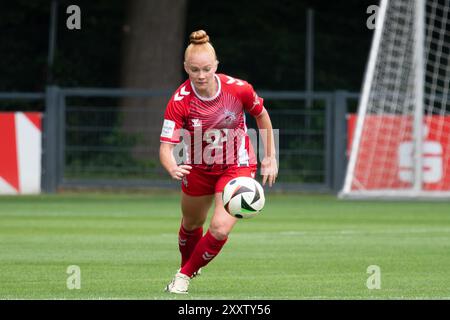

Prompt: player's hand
xmin=169 ymin=165 xmax=192 ymax=180
xmin=260 ymin=156 xmax=278 ymax=187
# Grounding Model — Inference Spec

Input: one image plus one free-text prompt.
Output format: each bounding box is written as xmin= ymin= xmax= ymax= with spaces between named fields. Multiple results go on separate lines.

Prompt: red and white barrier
xmin=347 ymin=114 xmax=450 ymax=191
xmin=0 ymin=112 xmax=42 ymax=194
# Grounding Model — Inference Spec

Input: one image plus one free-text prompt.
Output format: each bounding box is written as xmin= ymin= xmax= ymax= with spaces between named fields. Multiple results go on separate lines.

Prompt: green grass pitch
xmin=1 ymin=192 xmax=450 ymax=299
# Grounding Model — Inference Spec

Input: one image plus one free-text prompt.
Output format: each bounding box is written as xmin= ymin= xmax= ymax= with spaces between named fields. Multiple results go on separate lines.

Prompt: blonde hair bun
xmin=189 ymin=30 xmax=210 ymax=45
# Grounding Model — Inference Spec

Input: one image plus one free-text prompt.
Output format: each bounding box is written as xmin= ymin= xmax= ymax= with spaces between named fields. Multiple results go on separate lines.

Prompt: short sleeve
xmin=160 ymin=99 xmax=186 ymax=144
xmin=241 ymin=83 xmax=264 ymax=117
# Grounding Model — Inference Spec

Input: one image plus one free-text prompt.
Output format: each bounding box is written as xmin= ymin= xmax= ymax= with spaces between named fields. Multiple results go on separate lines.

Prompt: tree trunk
xmin=120 ymin=0 xmax=187 ymax=163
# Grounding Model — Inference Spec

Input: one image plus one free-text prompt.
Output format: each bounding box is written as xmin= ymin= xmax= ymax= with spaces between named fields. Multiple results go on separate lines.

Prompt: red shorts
xmin=181 ymin=165 xmax=257 ymax=196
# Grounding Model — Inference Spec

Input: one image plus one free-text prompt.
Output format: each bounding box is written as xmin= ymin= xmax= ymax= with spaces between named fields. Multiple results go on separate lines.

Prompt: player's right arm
xmin=159 ymin=143 xmax=191 ymax=180
xmin=159 ymin=89 xmax=192 ymax=180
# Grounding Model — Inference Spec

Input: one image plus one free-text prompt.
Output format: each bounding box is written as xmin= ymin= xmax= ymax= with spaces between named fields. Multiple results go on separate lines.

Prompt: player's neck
xmin=195 ymin=76 xmax=218 ymax=98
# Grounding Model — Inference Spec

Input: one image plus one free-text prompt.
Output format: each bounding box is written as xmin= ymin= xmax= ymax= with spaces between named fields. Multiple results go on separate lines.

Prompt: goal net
xmin=340 ymin=0 xmax=450 ymax=199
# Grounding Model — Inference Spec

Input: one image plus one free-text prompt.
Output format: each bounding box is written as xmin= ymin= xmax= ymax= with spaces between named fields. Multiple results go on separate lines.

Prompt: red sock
xmin=179 ymin=225 xmax=203 ymax=268
xmin=180 ymin=230 xmax=228 ymax=277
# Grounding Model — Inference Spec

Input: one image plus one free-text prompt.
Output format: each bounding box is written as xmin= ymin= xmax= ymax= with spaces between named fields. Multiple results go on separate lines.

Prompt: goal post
xmin=340 ymin=0 xmax=450 ymax=199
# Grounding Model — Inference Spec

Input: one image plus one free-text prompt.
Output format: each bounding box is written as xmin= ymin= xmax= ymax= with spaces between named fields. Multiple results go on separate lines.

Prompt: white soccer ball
xmin=222 ymin=177 xmax=265 ymax=219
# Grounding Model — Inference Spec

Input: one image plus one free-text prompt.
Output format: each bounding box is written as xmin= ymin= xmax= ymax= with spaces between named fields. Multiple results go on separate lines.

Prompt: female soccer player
xmin=160 ymin=30 xmax=278 ymax=294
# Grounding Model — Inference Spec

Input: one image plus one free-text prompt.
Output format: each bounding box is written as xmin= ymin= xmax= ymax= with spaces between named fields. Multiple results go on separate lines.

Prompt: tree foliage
xmin=0 ymin=0 xmax=376 ymax=92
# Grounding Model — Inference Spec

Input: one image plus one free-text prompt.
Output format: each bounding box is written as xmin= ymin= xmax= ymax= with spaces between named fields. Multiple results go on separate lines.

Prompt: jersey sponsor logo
xmin=161 ymin=119 xmax=176 ymax=138
xmin=174 ymin=85 xmax=190 ymax=101
xmin=225 ymin=76 xmax=244 ymax=86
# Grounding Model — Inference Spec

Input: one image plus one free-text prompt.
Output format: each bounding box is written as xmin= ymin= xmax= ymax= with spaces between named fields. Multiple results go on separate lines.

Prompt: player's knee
xmin=182 ymin=215 xmax=206 ymax=230
xmin=209 ymin=224 xmax=230 ymax=241
xmin=182 ymin=220 xmax=204 ymax=231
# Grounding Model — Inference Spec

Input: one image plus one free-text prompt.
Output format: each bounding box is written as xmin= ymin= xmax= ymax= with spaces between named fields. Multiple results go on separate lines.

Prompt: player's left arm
xmin=255 ymin=108 xmax=278 ymax=187
xmin=241 ymin=82 xmax=278 ymax=187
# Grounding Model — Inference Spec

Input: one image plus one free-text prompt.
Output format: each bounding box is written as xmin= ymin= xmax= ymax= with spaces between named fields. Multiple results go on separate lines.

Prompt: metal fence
xmin=1 ymin=87 xmax=359 ymax=193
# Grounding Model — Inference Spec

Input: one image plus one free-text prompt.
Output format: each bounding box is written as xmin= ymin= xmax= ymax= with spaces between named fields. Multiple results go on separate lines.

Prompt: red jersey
xmin=160 ymin=73 xmax=264 ymax=169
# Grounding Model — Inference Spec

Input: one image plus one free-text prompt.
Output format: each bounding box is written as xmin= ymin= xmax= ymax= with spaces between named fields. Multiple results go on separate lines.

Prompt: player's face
xmin=184 ymin=51 xmax=218 ymax=94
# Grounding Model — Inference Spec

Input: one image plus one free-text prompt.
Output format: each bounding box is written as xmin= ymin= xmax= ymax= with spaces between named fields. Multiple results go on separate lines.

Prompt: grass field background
xmin=1 ymin=192 xmax=450 ymax=300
